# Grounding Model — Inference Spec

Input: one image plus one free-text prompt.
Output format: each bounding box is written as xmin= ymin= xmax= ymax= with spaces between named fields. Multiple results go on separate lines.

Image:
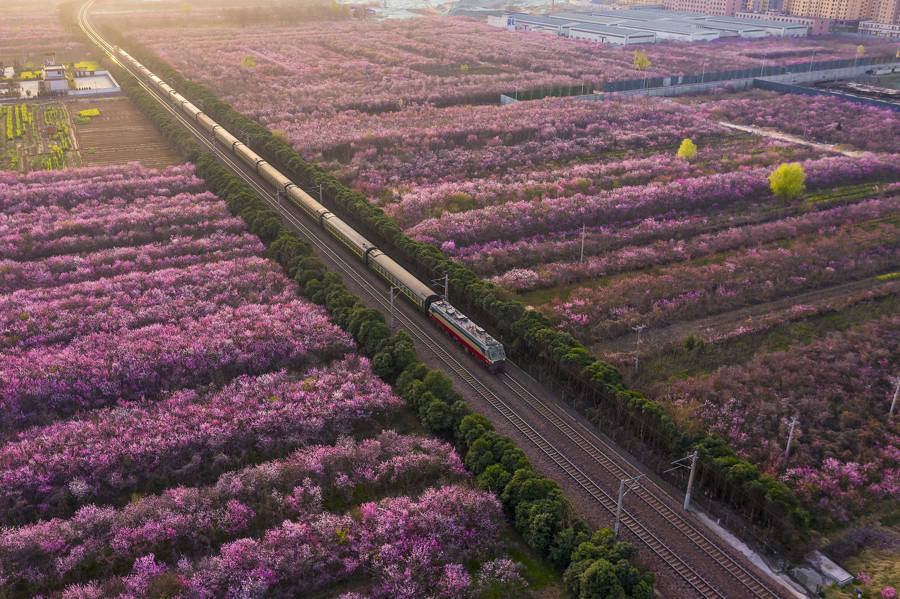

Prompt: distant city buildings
xmin=765 ymin=0 xmax=899 ymax=25
xmin=661 ymin=0 xmax=743 ymax=16
xmin=609 ymin=0 xmax=899 ymax=32
xmin=490 ymin=7 xmax=812 ymax=42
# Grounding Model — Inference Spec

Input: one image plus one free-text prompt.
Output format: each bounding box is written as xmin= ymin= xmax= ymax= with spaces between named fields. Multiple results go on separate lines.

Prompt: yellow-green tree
xmin=241 ymin=54 xmax=256 ymax=67
xmin=460 ymin=64 xmax=469 ymax=73
xmin=633 ymin=50 xmax=651 ymax=71
xmin=677 ymin=138 xmax=697 ymax=160
xmin=768 ymin=163 xmax=806 ymax=198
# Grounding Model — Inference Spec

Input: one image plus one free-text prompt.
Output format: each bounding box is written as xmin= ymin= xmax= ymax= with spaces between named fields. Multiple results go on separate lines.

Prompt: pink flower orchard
xmin=0 ymin=163 xmax=511 ymax=598
xmin=130 ymin=17 xmax=897 ymax=122
xmin=666 ymin=317 xmax=900 ymax=522
xmin=0 ymin=432 xmax=465 ymax=592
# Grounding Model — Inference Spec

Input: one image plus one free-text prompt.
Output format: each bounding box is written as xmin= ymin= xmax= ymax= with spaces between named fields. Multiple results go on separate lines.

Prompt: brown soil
xmin=69 ymin=96 xmax=181 ymax=169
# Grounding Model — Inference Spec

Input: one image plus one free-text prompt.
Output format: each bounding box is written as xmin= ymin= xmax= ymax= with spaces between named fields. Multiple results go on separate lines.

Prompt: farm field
xmin=70 ymin=97 xmax=182 ymax=168
xmin=0 ymin=163 xmax=533 ymax=598
xmin=0 ymin=98 xmax=178 ymax=173
xmin=0 ymin=102 xmax=80 ymax=171
xmin=0 ymin=7 xmax=84 ymax=61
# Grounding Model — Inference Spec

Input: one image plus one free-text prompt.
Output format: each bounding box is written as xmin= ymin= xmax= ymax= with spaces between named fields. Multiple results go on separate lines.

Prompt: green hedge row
xmin=71 ymin=14 xmax=656 ymax=597
xmin=91 ymin=15 xmax=810 ymax=551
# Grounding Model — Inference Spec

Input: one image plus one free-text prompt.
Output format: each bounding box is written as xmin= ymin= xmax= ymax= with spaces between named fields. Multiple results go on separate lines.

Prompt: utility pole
xmin=579 ymin=223 xmax=586 ymax=263
xmin=275 ymin=189 xmax=281 ymax=207
xmin=389 ymin=286 xmax=398 ymax=330
xmin=784 ymin=416 xmax=799 ymax=462
xmin=889 ymin=375 xmax=899 ymax=419
xmin=318 ymin=184 xmax=323 ymax=203
xmin=665 ymin=451 xmax=699 ymax=511
xmin=209 ymin=130 xmax=216 ymax=154
xmin=632 ymin=324 xmax=646 ymax=373
xmin=614 ymin=474 xmax=645 ymax=539
xmin=432 ymin=274 xmax=449 ymax=299
xmin=684 ymin=451 xmax=698 ymax=511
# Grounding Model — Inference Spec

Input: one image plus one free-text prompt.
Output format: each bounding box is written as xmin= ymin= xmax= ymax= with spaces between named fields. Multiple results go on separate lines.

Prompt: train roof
xmin=322 ymin=213 xmax=376 ymax=251
xmin=430 ymin=300 xmax=503 ymax=350
xmin=368 ymin=249 xmax=439 ymax=301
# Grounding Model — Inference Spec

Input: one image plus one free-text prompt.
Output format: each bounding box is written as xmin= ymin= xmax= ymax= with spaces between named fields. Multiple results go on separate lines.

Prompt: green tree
xmin=676 ymin=138 xmax=697 ymax=160
xmin=633 ymin=50 xmax=651 ymax=71
xmin=768 ymin=162 xmax=806 ymax=198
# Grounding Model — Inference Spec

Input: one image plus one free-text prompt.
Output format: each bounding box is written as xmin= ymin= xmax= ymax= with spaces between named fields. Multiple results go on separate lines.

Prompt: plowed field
xmin=70 ymin=97 xmax=180 ymax=168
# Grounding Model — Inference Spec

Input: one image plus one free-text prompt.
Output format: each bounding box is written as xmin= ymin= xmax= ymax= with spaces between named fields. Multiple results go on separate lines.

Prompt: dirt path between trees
xmin=590 ymin=276 xmax=896 ymax=357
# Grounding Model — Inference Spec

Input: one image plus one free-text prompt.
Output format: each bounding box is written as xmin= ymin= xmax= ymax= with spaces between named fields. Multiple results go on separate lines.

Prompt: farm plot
xmin=70 ymin=97 xmax=182 ymax=168
xmin=0 ymin=9 xmax=84 ymax=60
xmin=0 ymin=102 xmax=80 ymax=171
xmin=0 ymin=163 xmax=521 ymax=598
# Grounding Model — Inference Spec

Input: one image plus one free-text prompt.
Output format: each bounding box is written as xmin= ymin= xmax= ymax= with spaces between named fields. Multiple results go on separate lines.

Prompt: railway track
xmin=501 ymin=372 xmax=783 ymax=598
xmin=78 ymin=5 xmax=791 ymax=597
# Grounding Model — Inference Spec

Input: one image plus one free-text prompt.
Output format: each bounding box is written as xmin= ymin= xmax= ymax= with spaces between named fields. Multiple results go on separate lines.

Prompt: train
xmin=116 ymin=49 xmax=507 ymax=373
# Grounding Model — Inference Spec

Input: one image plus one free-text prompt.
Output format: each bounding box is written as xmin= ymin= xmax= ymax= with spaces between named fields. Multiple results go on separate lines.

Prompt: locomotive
xmin=116 ymin=49 xmax=506 ymax=373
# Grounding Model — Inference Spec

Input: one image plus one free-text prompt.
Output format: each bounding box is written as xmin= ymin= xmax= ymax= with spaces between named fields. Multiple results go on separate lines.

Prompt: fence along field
xmin=99 ymin=6 xmax=900 ymax=595
xmin=0 ymin=163 xmax=530 ymax=598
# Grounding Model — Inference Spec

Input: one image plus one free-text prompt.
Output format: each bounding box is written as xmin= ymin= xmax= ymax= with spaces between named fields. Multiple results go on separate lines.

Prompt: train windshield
xmin=486 ymin=343 xmax=506 ymax=363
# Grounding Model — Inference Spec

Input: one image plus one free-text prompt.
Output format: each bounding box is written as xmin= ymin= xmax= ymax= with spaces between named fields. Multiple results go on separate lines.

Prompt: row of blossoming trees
xmin=0 ymin=163 xmax=536 ymax=598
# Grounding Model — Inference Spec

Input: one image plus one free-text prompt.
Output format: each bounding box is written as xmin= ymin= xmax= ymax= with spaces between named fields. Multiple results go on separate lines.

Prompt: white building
xmin=568 ymin=22 xmax=657 ymax=43
xmin=697 ymin=20 xmax=768 ymax=36
xmin=702 ymin=15 xmax=809 ymax=35
xmin=858 ymin=21 xmax=900 ymax=38
xmin=42 ymin=63 xmax=68 ymax=93
xmin=505 ymin=13 xmax=577 ymax=35
xmin=621 ymin=19 xmax=721 ymax=40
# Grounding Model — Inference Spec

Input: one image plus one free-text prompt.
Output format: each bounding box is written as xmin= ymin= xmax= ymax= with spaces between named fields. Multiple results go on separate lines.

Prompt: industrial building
xmin=492 ymin=7 xmax=812 ymax=43
xmin=858 ymin=19 xmax=900 ymax=35
xmin=734 ymin=11 xmax=831 ymax=35
xmin=567 ymin=22 xmax=657 ymax=42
